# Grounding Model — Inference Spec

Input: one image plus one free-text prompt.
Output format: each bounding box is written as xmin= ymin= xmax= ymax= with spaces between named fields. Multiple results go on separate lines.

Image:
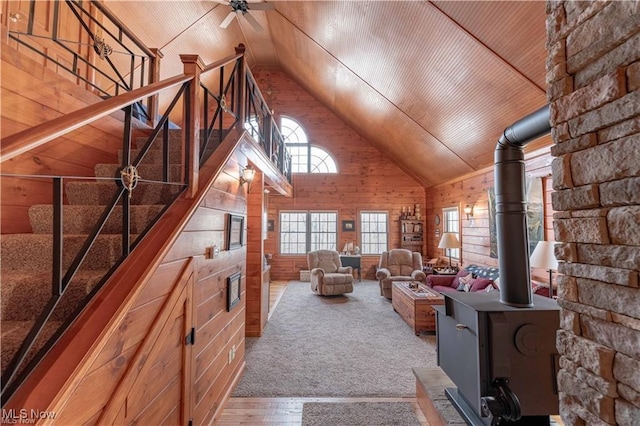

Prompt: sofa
xmin=376 ymin=248 xmax=426 ymax=299
xmin=426 ymin=264 xmax=551 ymax=296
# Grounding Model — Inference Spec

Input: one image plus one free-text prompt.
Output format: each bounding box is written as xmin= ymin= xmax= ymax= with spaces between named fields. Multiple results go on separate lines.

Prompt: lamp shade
xmin=530 ymin=241 xmax=558 ymax=270
xmin=438 ymin=232 xmax=460 ymax=249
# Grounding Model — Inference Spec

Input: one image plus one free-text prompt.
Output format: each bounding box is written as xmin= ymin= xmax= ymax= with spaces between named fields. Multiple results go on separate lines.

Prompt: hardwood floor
xmin=217 ymin=397 xmax=428 ymax=425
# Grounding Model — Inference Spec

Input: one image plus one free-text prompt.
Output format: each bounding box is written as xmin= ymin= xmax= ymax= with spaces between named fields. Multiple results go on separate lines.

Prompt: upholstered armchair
xmin=307 ymin=250 xmax=354 ymax=296
xmin=376 ymin=248 xmax=426 ymax=299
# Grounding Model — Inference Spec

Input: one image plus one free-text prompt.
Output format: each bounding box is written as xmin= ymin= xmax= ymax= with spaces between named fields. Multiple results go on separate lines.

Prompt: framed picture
xmin=227 ymin=272 xmax=241 ymax=311
xmin=267 ymin=219 xmax=275 ymax=232
xmin=226 ymin=214 xmax=244 ymax=250
xmin=342 ymin=220 xmax=355 ymax=232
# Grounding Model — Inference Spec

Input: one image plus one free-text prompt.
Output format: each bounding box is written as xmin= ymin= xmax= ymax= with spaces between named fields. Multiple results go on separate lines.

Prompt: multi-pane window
xmin=279 ymin=212 xmax=307 ymax=254
xmin=442 ymin=207 xmax=460 ymax=260
xmin=281 ymin=116 xmax=338 ymax=174
xmin=310 ymin=212 xmax=337 ymax=250
xmin=279 ymin=211 xmax=337 ymax=254
xmin=360 ymin=212 xmax=388 ymax=255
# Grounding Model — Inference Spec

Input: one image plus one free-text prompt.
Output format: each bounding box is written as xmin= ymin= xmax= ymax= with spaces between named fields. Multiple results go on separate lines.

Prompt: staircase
xmin=0 ymin=130 xmax=201 ymax=390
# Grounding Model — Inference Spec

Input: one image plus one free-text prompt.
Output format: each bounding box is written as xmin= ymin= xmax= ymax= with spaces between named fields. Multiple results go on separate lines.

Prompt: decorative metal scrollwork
xmin=220 ymin=95 xmax=231 ymax=114
xmin=93 ymin=35 xmax=113 ymax=60
xmin=120 ymin=165 xmax=139 ymax=198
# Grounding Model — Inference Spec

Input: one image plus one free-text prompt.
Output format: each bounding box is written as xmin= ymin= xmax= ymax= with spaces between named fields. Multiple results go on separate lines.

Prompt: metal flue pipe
xmin=494 ymin=105 xmax=551 ymax=307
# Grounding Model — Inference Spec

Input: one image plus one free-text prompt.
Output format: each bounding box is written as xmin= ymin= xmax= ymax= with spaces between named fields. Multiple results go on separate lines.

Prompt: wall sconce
xmin=240 ymin=164 xmax=256 ymax=192
xmin=464 ymin=204 xmax=474 ymax=226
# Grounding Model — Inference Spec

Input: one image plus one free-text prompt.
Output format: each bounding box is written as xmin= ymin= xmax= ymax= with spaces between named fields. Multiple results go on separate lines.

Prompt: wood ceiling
xmin=104 ymin=0 xmax=552 ymax=187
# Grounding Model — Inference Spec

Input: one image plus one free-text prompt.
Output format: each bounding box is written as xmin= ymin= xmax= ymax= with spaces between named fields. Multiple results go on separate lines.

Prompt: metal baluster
xmin=52 ymin=177 xmax=63 ymax=296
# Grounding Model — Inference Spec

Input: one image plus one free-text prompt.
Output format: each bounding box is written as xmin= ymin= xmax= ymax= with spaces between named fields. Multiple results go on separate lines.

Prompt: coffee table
xmin=392 ymin=281 xmax=445 ymax=335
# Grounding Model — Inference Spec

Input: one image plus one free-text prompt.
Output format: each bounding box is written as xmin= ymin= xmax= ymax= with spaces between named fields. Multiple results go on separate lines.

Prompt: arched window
xmin=281 ymin=116 xmax=337 ymax=173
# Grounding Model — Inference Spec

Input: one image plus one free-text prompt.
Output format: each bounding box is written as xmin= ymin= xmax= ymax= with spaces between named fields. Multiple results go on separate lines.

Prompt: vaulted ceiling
xmin=104 ymin=0 xmax=552 ymax=187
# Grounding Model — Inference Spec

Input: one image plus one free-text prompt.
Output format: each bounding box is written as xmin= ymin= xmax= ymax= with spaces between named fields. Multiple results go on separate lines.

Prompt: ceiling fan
xmin=214 ymin=0 xmax=274 ymax=32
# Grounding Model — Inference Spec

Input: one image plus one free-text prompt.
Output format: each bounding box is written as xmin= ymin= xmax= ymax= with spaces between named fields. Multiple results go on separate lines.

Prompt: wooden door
xmin=98 ymin=259 xmax=196 ymax=425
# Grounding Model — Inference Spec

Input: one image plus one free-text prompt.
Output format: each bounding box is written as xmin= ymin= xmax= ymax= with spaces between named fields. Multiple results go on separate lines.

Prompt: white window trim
xmin=278 ymin=210 xmax=339 ymax=254
xmin=359 ymin=211 xmax=389 ymax=255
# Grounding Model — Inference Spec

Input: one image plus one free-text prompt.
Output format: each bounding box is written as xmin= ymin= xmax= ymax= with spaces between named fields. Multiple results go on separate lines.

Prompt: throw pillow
xmin=485 ymin=284 xmax=497 ymax=293
xmin=470 ymin=277 xmax=494 ymax=292
xmin=457 ymin=273 xmax=472 ymax=291
xmin=493 ymin=277 xmax=500 ymax=289
xmin=451 ymin=269 xmax=469 ymax=288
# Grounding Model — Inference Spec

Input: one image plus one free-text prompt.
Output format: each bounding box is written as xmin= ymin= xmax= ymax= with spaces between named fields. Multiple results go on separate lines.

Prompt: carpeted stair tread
xmin=1 ymin=270 xmax=106 ymax=321
xmin=1 ymin=234 xmax=133 ymax=271
xmin=28 ymin=204 xmax=164 ymax=234
xmin=119 ymin=148 xmax=183 ymax=165
xmin=133 ymin=128 xmax=227 ymax=146
xmin=1 ymin=320 xmax=64 ymax=378
xmin=65 ymin=181 xmax=182 ymax=205
xmin=94 ymin=163 xmax=183 ymax=181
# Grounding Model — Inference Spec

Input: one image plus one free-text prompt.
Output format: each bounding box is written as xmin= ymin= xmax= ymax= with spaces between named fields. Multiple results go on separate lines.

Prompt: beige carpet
xmin=233 ymin=280 xmax=438 ymax=397
xmin=302 ymin=401 xmax=421 ymax=426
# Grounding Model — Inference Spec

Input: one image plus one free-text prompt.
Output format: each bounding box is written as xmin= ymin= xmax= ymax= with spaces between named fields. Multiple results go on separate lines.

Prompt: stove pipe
xmin=495 ymin=105 xmax=551 ymax=308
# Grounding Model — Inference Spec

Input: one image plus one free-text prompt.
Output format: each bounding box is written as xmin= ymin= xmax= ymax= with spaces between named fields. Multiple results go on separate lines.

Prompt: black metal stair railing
xmin=0 ymin=83 xmax=191 ymax=402
xmin=7 ymin=0 xmax=157 ymax=120
xmin=200 ymin=60 xmax=240 ymax=165
xmin=0 ymin=47 xmax=291 ymax=402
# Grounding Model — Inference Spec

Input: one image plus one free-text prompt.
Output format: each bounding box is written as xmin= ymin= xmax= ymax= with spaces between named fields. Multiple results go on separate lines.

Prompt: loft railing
xmin=0 ymin=45 xmax=291 ymax=401
xmin=245 ymin=69 xmax=292 ymax=181
xmin=199 ymin=53 xmax=242 ymax=165
xmin=5 ymin=0 xmax=160 ymax=122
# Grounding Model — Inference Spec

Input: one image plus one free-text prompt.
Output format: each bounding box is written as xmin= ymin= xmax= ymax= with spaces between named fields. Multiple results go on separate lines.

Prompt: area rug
xmin=232 ymin=280 xmax=438 ymax=397
xmin=301 ymin=401 xmax=421 ymax=426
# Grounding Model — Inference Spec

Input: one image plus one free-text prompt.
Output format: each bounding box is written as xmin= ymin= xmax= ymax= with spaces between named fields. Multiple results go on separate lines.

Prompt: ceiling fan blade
xmin=247 ymin=3 xmax=274 ymax=10
xmin=220 ymin=10 xmax=237 ymax=28
xmin=243 ymin=12 xmax=264 ymax=32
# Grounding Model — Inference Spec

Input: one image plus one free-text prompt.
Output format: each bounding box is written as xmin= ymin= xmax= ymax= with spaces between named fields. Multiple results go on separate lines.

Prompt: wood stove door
xmin=435 ymin=303 xmax=483 ymax=415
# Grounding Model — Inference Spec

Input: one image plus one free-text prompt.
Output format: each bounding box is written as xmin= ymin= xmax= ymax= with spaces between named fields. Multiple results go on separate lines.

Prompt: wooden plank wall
xmin=0 ymin=37 xmax=140 ymax=233
xmin=425 ymin=149 xmax=555 ymax=282
xmin=245 ymin=171 xmax=268 ymax=337
xmin=252 ymin=69 xmax=427 ymax=281
xmin=43 ymin=151 xmax=249 ymax=426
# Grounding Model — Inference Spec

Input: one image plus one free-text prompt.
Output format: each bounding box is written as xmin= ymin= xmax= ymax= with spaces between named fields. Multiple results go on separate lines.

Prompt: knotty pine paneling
xmin=112 ymin=291 xmax=188 ymax=425
xmin=245 ymin=171 xmax=268 ymax=336
xmin=50 ymin=344 xmax=140 ymax=424
xmin=425 ymin=149 xmax=554 ymax=283
xmin=253 ymin=70 xmax=426 ymax=281
xmin=193 ymin=322 xmax=245 ymax=424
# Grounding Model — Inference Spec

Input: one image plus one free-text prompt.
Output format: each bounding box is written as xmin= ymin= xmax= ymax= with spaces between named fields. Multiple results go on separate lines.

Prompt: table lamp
xmin=530 ymin=240 xmax=558 ymax=298
xmin=438 ymin=232 xmax=460 ymax=267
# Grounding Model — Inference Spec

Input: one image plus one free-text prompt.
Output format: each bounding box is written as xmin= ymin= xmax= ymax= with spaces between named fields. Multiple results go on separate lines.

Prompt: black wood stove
xmin=435 ymin=105 xmax=560 ymax=425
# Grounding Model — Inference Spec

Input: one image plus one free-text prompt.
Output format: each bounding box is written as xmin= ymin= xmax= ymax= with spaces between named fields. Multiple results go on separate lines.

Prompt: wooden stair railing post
xmin=148 ymin=48 xmax=163 ymax=127
xmin=234 ymin=44 xmax=246 ymax=127
xmin=180 ymin=54 xmax=204 ymax=198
